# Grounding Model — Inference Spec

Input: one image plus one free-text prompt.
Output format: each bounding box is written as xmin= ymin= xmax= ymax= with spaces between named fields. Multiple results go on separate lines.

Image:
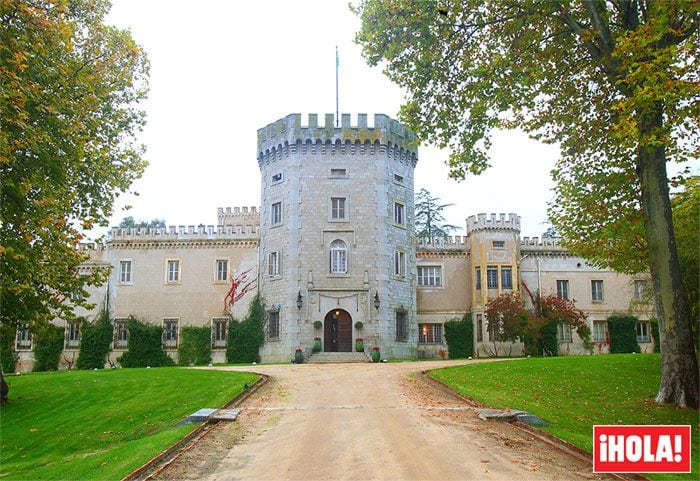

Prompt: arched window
xmin=330 ymin=239 xmax=348 ymax=273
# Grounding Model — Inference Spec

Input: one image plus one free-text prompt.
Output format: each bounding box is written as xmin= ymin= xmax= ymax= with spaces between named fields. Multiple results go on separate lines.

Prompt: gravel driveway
xmin=155 ymin=360 xmax=609 ymax=481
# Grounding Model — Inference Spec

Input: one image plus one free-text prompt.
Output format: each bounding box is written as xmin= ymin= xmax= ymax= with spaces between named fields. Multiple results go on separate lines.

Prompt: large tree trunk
xmin=637 ymin=104 xmax=699 ymax=409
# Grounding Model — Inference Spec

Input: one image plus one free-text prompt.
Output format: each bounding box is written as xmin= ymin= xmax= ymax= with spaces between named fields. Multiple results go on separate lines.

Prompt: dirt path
xmin=155 ymin=360 xmax=609 ymax=481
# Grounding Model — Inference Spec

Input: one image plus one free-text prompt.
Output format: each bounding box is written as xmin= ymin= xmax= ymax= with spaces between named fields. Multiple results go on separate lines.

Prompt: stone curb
xmin=122 ymin=373 xmax=269 ymax=481
xmin=419 ymin=370 xmax=651 ymax=481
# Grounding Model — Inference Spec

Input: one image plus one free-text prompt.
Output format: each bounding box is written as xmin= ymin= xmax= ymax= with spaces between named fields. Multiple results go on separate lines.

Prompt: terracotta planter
xmin=294 ymin=349 xmax=304 ymax=364
xmin=355 ymin=338 xmax=364 ymax=352
xmin=371 ymin=347 xmax=381 ymax=363
xmin=313 ymin=338 xmax=322 ymax=353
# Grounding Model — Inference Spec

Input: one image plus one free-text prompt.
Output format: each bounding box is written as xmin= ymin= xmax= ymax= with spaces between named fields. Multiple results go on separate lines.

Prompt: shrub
xmin=650 ymin=319 xmax=660 ymax=353
xmin=178 ymin=326 xmax=211 ymax=366
xmin=539 ymin=322 xmax=559 ymax=356
xmin=227 ymin=294 xmax=265 ymax=363
xmin=118 ymin=317 xmax=175 ymax=368
xmin=313 ymin=320 xmax=322 ymax=330
xmin=0 ymin=323 xmax=17 ymax=373
xmin=76 ymin=311 xmax=113 ymax=370
xmin=444 ymin=313 xmax=473 ymax=358
xmin=33 ymin=324 xmax=65 ymax=372
xmin=607 ymin=315 xmax=641 ymax=354
xmin=354 ymin=321 xmax=363 ymax=330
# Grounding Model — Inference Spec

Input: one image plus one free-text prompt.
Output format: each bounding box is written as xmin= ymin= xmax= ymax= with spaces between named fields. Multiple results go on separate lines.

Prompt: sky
xmin=101 ymin=0 xmax=561 ymax=238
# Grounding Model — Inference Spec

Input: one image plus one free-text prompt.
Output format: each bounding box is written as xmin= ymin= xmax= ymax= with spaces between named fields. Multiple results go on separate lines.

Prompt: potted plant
xmin=313 ymin=337 xmax=322 ymax=353
xmin=355 ymin=337 xmax=364 ymax=352
xmin=313 ymin=320 xmax=322 ymax=330
xmin=371 ymin=346 xmax=381 ymax=363
xmin=294 ymin=348 xmax=304 ymax=364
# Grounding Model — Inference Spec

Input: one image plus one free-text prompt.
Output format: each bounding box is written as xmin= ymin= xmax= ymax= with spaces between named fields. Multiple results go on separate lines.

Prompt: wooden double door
xmin=324 ymin=309 xmax=352 ymax=352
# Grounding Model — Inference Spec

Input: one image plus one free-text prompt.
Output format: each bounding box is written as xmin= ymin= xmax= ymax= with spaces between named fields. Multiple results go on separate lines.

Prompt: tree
xmin=118 ymin=216 xmax=166 ymax=229
xmin=354 ymin=0 xmax=698 ymax=408
xmin=0 ymin=0 xmax=149 ymax=396
xmin=414 ymin=188 xmax=458 ymax=239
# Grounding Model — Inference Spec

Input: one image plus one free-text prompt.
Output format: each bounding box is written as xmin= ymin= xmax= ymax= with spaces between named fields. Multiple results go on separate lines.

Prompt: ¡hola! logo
xmin=593 ymin=425 xmax=691 ymax=473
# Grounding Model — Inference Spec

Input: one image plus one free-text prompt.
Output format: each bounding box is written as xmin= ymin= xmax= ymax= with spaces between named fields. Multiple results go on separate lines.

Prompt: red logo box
xmin=593 ymin=425 xmax=691 ymax=473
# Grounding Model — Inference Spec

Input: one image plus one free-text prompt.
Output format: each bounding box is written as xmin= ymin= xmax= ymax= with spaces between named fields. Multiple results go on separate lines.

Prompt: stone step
xmin=307 ymin=352 xmax=370 ymax=364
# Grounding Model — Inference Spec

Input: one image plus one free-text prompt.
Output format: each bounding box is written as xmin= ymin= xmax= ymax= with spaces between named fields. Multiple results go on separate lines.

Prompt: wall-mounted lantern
xmin=373 ymin=292 xmax=380 ymax=310
xmin=296 ymin=291 xmax=303 ymax=310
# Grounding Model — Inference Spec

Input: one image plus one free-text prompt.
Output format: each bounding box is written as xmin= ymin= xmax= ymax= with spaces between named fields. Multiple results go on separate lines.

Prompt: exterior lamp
xmin=373 ymin=292 xmax=380 ymax=310
xmin=296 ymin=291 xmax=303 ymax=310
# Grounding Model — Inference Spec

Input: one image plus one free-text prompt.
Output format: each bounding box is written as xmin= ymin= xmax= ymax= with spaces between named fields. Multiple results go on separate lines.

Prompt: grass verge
xmin=430 ymin=354 xmax=698 ymax=481
xmin=0 ymin=367 xmax=259 ymax=480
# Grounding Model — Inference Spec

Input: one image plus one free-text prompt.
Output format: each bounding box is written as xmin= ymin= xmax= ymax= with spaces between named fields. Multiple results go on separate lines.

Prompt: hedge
xmin=0 ymin=323 xmax=17 ymax=374
xmin=650 ymin=319 xmax=660 ymax=353
xmin=178 ymin=326 xmax=211 ymax=366
xmin=444 ymin=313 xmax=473 ymax=359
xmin=227 ymin=294 xmax=265 ymax=363
xmin=118 ymin=317 xmax=175 ymax=368
xmin=76 ymin=311 xmax=113 ymax=370
xmin=32 ymin=324 xmax=65 ymax=372
xmin=607 ymin=315 xmax=641 ymax=354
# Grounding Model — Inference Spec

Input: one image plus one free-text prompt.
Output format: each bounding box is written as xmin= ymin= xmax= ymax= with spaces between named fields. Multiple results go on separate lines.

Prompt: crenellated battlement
xmin=76 ymin=242 xmax=106 ymax=252
xmin=257 ymin=113 xmax=417 ymax=166
xmin=466 ymin=213 xmax=521 ymax=235
xmin=520 ymin=237 xmax=567 ymax=252
xmin=109 ymin=223 xmax=260 ymax=241
xmin=217 ymin=206 xmax=260 ymax=227
xmin=416 ymin=236 xmax=467 ymax=250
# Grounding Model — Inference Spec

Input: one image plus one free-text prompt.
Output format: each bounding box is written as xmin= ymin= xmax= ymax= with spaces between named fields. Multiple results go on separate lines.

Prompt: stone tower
xmin=257 ymin=113 xmax=418 ymax=362
xmin=465 ymin=213 xmax=521 ymax=352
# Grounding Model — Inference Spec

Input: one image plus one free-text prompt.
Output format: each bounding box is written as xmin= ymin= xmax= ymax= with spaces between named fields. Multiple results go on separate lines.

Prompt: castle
xmin=13 ymin=114 xmax=654 ymax=369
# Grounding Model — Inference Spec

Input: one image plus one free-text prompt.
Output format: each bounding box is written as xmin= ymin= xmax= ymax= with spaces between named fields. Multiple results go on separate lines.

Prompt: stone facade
xmin=11 ymin=113 xmax=655 ymax=370
xmin=257 ymin=114 xmax=417 ymax=361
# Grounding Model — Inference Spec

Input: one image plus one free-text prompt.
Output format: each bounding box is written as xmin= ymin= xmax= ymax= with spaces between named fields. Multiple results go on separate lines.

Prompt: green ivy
xmin=0 ymin=323 xmax=17 ymax=374
xmin=178 ymin=326 xmax=211 ymax=366
xmin=33 ymin=324 xmax=65 ymax=372
xmin=607 ymin=315 xmax=641 ymax=354
xmin=118 ymin=317 xmax=175 ymax=368
xmin=650 ymin=319 xmax=660 ymax=353
xmin=227 ymin=294 xmax=265 ymax=363
xmin=76 ymin=311 xmax=113 ymax=370
xmin=444 ymin=313 xmax=473 ymax=358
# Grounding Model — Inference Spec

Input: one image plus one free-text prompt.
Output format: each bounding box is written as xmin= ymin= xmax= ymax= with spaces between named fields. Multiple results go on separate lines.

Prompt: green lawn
xmin=0 ymin=367 xmax=259 ymax=480
xmin=430 ymin=354 xmax=698 ymax=481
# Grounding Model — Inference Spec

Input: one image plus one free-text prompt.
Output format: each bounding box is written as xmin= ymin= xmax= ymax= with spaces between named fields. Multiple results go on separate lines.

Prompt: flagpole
xmin=335 ymin=46 xmax=339 ymax=127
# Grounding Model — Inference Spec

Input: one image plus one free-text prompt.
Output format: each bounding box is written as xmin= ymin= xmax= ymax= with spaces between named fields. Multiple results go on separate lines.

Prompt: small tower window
xmin=330 ymin=239 xmax=348 ymax=274
xmin=272 ymin=172 xmax=283 ymax=183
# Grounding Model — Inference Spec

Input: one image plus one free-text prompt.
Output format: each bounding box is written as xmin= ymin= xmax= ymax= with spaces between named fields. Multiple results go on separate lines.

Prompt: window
xmin=557 ymin=323 xmax=573 ymax=343
xmin=393 ymin=250 xmax=406 ymax=277
xmin=212 ymin=318 xmax=227 ymax=348
xmin=119 ymin=260 xmax=132 ymax=284
xmin=167 ymin=260 xmax=180 ymax=283
xmin=393 ymin=173 xmax=404 ymax=184
xmin=114 ymin=319 xmax=128 ymax=349
xmin=591 ymin=280 xmax=604 ymax=301
xmin=16 ymin=323 xmax=32 ymax=350
xmin=487 ymin=266 xmax=498 ymax=289
xmin=70 ymin=290 xmax=84 ymax=302
xmin=475 ymin=267 xmax=481 ymax=290
xmin=556 ymin=280 xmax=570 ymax=300
xmin=331 ymin=197 xmax=346 ymax=220
xmin=330 ymin=168 xmax=347 ymax=177
xmin=487 ymin=318 xmax=501 ymax=342
xmin=501 ymin=267 xmax=512 ymax=289
xmin=394 ymin=202 xmax=405 ymax=226
xmin=271 ymin=202 xmax=282 ymax=225
xmin=163 ymin=319 xmax=178 ymax=348
xmin=418 ymin=323 xmax=442 ymax=344
xmin=395 ymin=311 xmax=407 ymax=341
xmin=268 ymin=311 xmax=280 ymax=339
xmin=593 ymin=321 xmax=607 ymax=343
xmin=492 ymin=240 xmax=505 ymax=249
xmin=66 ymin=322 xmax=80 ymax=348
xmin=636 ymin=322 xmax=650 ymax=343
xmin=417 ymin=266 xmax=442 ymax=287
xmin=476 ymin=314 xmax=483 ymax=342
xmin=216 ymin=259 xmax=228 ymax=282
xmin=271 ymin=172 xmax=283 ymax=183
xmin=634 ymin=280 xmax=646 ymax=301
xmin=329 ymin=239 xmax=348 ymax=274
xmin=268 ymin=251 xmax=280 ymax=276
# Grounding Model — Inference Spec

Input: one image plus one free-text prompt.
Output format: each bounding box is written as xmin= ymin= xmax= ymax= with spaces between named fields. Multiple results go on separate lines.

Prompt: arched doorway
xmin=324 ymin=309 xmax=352 ymax=352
